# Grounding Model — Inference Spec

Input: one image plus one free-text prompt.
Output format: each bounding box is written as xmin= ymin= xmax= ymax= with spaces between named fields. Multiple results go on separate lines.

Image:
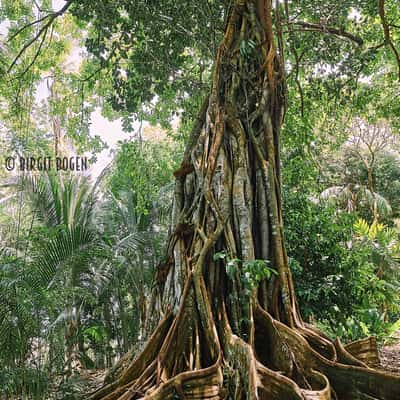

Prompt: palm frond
xmin=114 ymin=232 xmax=145 ymax=252
xmin=20 ymin=173 xmax=98 ymax=229
xmin=362 ymin=188 xmax=392 ymax=217
xmin=29 ymin=225 xmax=98 ymax=290
xmin=320 ymin=186 xmax=352 ymax=202
xmin=19 ymin=174 xmax=59 ymax=226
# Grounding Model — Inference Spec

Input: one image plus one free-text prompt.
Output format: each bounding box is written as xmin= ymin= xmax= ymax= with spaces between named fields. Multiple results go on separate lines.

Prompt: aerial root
xmin=296 ymin=324 xmax=338 ymax=362
xmin=142 ymin=360 xmax=224 ymax=399
xmin=219 ymin=301 xmax=333 ymax=399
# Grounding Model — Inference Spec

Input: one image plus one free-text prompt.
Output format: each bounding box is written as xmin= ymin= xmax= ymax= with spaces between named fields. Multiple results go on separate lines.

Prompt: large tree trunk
xmin=89 ymin=1 xmax=400 ymax=398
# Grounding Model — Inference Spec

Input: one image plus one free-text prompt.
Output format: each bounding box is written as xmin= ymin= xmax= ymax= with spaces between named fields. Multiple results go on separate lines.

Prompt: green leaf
xmin=213 ymin=251 xmax=227 ymax=261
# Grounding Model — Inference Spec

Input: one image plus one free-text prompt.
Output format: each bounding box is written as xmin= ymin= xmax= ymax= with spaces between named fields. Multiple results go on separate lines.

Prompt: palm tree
xmin=20 ymin=172 xmax=104 ymax=374
xmin=100 ymin=190 xmax=155 ymax=346
xmin=320 ymin=184 xmax=392 ymax=219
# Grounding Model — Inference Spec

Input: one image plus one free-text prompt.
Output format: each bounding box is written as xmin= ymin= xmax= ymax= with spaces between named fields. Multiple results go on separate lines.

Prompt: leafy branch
xmin=6 ymin=0 xmax=73 ymax=75
xmin=213 ymin=251 xmax=278 ymax=292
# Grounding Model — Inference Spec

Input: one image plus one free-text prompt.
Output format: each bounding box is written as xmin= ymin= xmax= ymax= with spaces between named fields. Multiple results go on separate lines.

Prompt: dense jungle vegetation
xmin=0 ymin=0 xmax=400 ymax=399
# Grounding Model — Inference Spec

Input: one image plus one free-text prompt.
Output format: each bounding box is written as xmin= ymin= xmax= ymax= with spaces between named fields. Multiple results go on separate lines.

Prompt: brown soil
xmin=380 ymin=332 xmax=400 ymax=375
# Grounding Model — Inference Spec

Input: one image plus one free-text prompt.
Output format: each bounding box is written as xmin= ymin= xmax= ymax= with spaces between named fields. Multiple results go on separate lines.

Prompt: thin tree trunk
xmin=117 ymin=289 xmax=130 ymax=354
xmin=367 ymin=166 xmax=378 ymax=223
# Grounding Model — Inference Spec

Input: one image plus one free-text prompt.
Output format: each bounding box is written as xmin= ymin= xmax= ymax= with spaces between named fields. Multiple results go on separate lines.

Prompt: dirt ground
xmin=380 ymin=332 xmax=400 ymax=374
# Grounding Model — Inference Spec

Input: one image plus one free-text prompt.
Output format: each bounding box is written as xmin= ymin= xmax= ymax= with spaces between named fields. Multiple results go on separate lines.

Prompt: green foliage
xmin=239 ymin=39 xmax=256 ymax=58
xmin=284 ymin=189 xmax=400 ymax=341
xmin=70 ymin=0 xmax=224 ymax=121
xmin=370 ymin=153 xmax=400 ymax=218
xmin=0 ymin=367 xmax=50 ymax=399
xmin=388 ymin=319 xmax=400 ymax=337
xmin=213 ymin=251 xmax=278 ymax=292
xmin=213 ymin=251 xmax=278 ymax=339
xmin=320 ymin=147 xmax=400 ymax=222
xmin=0 ymin=256 xmax=38 ymax=369
xmin=107 ymin=139 xmax=179 ymax=217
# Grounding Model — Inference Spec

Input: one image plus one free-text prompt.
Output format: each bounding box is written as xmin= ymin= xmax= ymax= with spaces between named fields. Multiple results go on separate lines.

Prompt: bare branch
xmin=284 ymin=1 xmax=305 ymax=116
xmin=290 ymin=21 xmax=363 ymax=46
xmin=378 ymin=0 xmax=400 ymax=80
xmin=18 ymin=27 xmax=48 ymax=78
xmin=7 ymin=14 xmax=51 ymax=42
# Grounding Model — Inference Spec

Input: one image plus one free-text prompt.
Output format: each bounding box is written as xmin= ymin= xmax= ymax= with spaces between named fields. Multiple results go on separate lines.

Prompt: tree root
xmin=254 ymin=305 xmax=400 ymax=400
xmin=88 ymin=300 xmax=400 ymax=400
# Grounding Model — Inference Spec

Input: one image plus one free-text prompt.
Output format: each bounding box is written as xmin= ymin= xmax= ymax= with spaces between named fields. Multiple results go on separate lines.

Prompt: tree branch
xmin=284 ymin=1 xmax=305 ymax=116
xmin=378 ymin=0 xmax=400 ymax=80
xmin=7 ymin=13 xmax=52 ymax=42
xmin=290 ymin=21 xmax=363 ymax=46
xmin=17 ymin=27 xmax=48 ymax=79
xmin=6 ymin=0 xmax=73 ymax=74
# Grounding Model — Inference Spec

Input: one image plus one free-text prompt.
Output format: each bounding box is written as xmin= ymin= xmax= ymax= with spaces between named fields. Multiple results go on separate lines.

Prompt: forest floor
xmin=380 ymin=331 xmax=400 ymax=374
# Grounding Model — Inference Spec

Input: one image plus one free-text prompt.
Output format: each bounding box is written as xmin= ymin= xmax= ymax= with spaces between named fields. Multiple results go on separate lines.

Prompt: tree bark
xmin=88 ymin=1 xmax=400 ymax=399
